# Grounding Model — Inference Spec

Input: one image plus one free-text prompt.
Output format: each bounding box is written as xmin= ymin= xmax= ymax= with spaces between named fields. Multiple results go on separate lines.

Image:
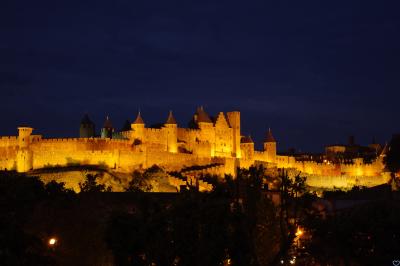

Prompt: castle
xmin=0 ymin=107 xmax=390 ymax=189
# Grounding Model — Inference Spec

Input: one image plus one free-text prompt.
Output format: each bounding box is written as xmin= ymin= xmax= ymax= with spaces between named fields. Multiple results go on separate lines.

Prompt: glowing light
xmin=48 ymin=238 xmax=57 ymax=246
xmin=289 ymin=259 xmax=295 ymax=264
xmin=295 ymin=228 xmax=303 ymax=237
xmin=280 ymin=260 xmax=284 ymax=264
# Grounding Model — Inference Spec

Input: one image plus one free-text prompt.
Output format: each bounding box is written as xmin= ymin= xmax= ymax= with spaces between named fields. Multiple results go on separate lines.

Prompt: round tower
xmin=165 ymin=111 xmax=178 ymax=153
xmin=131 ymin=111 xmax=145 ymax=143
xmin=263 ymin=128 xmax=277 ymax=163
xmin=17 ymin=127 xmax=33 ymax=172
xmin=80 ymin=114 xmax=95 ymax=138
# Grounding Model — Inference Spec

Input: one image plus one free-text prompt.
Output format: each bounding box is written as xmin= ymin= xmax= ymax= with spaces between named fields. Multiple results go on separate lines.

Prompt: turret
xmin=101 ymin=116 xmax=114 ymax=138
xmin=17 ymin=127 xmax=33 ymax=172
xmin=263 ymin=128 xmax=276 ymax=163
xmin=227 ymin=111 xmax=241 ymax=158
xmin=194 ymin=106 xmax=213 ymax=127
xmin=240 ymin=135 xmax=254 ymax=160
xmin=18 ymin=127 xmax=33 ymax=148
xmin=164 ymin=111 xmax=178 ymax=153
xmin=131 ymin=111 xmax=145 ymax=143
xmin=80 ymin=114 xmax=95 ymax=138
xmin=193 ymin=106 xmax=214 ymax=156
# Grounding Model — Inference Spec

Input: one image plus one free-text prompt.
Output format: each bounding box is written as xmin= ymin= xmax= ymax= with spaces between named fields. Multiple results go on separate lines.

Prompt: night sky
xmin=1 ymin=1 xmax=400 ymax=152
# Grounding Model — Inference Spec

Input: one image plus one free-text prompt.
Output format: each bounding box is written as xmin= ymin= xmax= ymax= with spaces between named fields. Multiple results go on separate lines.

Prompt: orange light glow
xmin=48 ymin=238 xmax=57 ymax=246
xmin=295 ymin=228 xmax=303 ymax=237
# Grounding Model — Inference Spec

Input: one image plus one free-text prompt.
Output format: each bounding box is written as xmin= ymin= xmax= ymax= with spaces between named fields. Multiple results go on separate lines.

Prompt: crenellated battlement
xmin=0 ymin=109 xmax=388 ymax=190
xmin=146 ymin=128 xmax=165 ymax=133
xmin=0 ymin=136 xmax=18 ymax=140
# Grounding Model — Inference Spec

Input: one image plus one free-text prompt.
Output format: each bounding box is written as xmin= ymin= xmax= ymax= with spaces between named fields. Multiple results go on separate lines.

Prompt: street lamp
xmin=48 ymin=237 xmax=57 ymax=246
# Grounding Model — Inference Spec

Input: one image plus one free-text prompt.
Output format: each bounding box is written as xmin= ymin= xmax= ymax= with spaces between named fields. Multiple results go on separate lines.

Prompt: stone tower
xmin=240 ymin=135 xmax=254 ymax=160
xmin=80 ymin=114 xmax=95 ymax=138
xmin=131 ymin=111 xmax=145 ymax=143
xmin=264 ymin=128 xmax=276 ymax=163
xmin=17 ymin=127 xmax=33 ymax=172
xmin=226 ymin=111 xmax=241 ymax=158
xmin=194 ymin=107 xmax=214 ymax=156
xmin=101 ymin=116 xmax=114 ymax=138
xmin=164 ymin=111 xmax=178 ymax=153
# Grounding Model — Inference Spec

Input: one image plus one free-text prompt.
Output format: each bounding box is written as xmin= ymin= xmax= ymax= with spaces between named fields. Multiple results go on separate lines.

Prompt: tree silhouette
xmin=79 ymin=174 xmax=111 ymax=193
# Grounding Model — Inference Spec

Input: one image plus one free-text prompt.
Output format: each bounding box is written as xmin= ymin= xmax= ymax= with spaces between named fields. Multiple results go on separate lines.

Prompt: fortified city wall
xmin=0 ymin=108 xmax=390 ymax=190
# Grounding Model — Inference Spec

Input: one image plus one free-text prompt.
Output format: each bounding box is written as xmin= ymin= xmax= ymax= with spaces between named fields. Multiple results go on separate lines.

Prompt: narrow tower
xmin=164 ymin=111 xmax=178 ymax=153
xmin=194 ymin=106 xmax=214 ymax=156
xmin=80 ymin=114 xmax=95 ymax=138
xmin=17 ymin=127 xmax=33 ymax=172
xmin=263 ymin=128 xmax=277 ymax=163
xmin=131 ymin=111 xmax=145 ymax=143
xmin=101 ymin=116 xmax=114 ymax=138
xmin=227 ymin=111 xmax=241 ymax=158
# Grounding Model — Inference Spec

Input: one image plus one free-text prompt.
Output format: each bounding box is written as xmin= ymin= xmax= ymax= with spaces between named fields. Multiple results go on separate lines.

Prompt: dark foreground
xmin=1 ymin=170 xmax=400 ymax=266
xmin=0 ymin=170 xmax=282 ymax=266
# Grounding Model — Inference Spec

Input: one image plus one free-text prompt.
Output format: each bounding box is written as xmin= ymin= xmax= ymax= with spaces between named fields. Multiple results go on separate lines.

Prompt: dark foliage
xmin=106 ymin=166 xmax=282 ymax=266
xmin=0 ymin=171 xmax=75 ymax=265
xmin=125 ymin=165 xmax=165 ymax=192
xmin=305 ymin=199 xmax=400 ymax=265
xmin=79 ymin=173 xmax=111 ymax=192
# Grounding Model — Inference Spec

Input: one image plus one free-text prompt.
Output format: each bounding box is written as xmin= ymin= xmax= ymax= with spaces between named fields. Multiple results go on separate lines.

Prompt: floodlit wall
xmin=0 ymin=115 xmax=389 ymax=190
xmin=0 ymin=136 xmax=18 ymax=148
xmin=0 ymin=147 xmax=17 ymax=170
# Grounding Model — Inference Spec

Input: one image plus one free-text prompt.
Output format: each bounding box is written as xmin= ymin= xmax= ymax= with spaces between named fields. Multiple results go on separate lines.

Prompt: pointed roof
xmin=165 ymin=111 xmax=177 ymax=125
xmin=195 ymin=106 xmax=212 ymax=123
xmin=241 ymin=135 xmax=254 ymax=143
xmin=103 ymin=116 xmax=113 ymax=129
xmin=133 ymin=111 xmax=145 ymax=125
xmin=265 ymin=128 xmax=276 ymax=142
xmin=81 ymin=114 xmax=93 ymax=125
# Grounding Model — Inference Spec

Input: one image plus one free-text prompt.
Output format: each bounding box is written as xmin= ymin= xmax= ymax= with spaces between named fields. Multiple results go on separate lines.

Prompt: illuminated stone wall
xmin=0 ymin=109 xmax=390 ymax=190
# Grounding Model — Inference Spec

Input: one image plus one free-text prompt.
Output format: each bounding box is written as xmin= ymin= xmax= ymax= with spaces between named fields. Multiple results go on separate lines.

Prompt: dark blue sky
xmin=1 ymin=0 xmax=400 ymax=151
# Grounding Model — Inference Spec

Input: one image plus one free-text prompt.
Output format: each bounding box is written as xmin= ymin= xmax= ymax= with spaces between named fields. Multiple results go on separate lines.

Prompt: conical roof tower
xmin=265 ymin=128 xmax=276 ymax=142
xmin=133 ymin=111 xmax=145 ymax=125
xmin=165 ymin=111 xmax=177 ymax=125
xmin=195 ymin=106 xmax=212 ymax=123
xmin=103 ymin=116 xmax=113 ymax=129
